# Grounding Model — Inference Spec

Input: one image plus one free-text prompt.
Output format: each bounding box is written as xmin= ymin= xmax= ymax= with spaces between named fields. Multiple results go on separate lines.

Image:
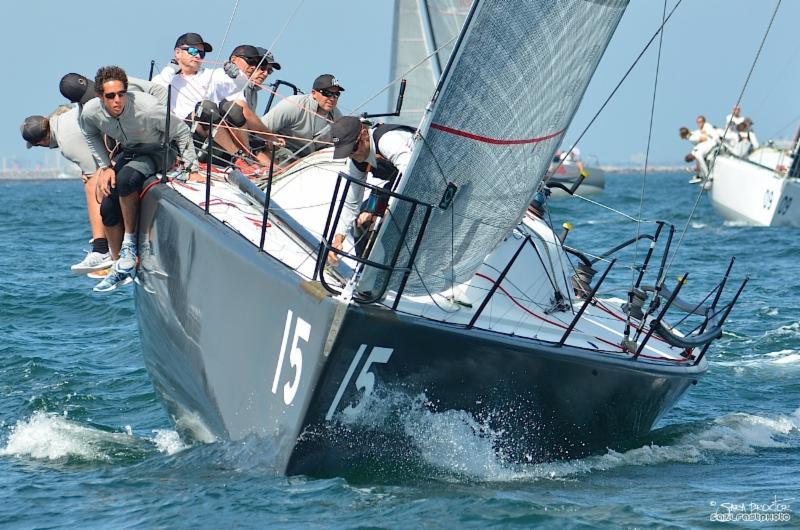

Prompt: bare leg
xmin=84 ymin=175 xmax=106 ymax=241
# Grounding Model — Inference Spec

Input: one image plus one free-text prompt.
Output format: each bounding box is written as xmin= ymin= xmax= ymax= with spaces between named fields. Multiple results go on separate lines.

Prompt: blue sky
xmin=3 ymin=0 xmax=798 ymax=167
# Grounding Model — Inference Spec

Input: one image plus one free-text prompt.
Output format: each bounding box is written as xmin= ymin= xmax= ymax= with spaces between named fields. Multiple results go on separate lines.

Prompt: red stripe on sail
xmin=430 ymin=123 xmax=564 ymax=145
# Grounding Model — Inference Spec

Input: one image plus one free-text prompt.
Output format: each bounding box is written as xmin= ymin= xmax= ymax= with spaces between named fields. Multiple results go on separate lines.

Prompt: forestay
xmin=366 ymin=0 xmax=629 ymax=296
xmin=389 ymin=0 xmax=472 ymax=127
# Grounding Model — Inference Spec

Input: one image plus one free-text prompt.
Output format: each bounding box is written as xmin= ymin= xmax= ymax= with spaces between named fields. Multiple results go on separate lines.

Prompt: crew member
xmin=261 ymin=74 xmax=345 ymax=165
xmin=20 ymin=110 xmax=110 ymax=273
xmin=329 ymin=116 xmax=416 ymax=259
xmin=80 ymin=65 xmax=201 ymax=292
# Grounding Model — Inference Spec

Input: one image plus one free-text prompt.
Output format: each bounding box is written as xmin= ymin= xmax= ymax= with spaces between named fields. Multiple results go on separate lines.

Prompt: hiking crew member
xmin=20 ymin=109 xmax=110 ymax=273
xmin=80 ymin=65 xmax=201 ymax=292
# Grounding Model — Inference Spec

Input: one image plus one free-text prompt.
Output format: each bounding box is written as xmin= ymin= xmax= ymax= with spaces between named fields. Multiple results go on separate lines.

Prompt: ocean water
xmin=1 ymin=174 xmax=798 ymax=529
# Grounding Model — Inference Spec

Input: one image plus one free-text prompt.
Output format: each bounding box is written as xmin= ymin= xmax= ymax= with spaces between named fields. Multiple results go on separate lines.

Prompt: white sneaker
xmin=71 ymin=252 xmax=113 ymax=273
xmin=93 ymin=270 xmax=133 ymax=292
xmin=115 ymin=240 xmax=138 ymax=274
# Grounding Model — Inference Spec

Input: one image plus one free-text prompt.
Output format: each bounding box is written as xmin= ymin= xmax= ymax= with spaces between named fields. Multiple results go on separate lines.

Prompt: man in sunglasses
xmin=224 ymin=45 xmax=286 ymax=171
xmin=261 ymin=74 xmax=345 ymax=165
xmin=80 ymin=65 xmax=201 ymax=292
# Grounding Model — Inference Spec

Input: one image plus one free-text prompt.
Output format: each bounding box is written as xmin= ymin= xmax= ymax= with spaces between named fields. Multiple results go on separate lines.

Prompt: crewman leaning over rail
xmin=329 ymin=116 xmax=416 ymax=262
xmin=80 ymin=65 xmax=202 ymax=292
xmin=20 ymin=110 xmax=110 ymax=273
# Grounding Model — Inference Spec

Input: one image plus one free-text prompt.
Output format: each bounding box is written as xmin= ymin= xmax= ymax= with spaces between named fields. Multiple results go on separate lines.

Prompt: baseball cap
xmin=59 ymin=73 xmax=96 ymax=105
xmin=256 ymin=47 xmax=281 ymax=70
xmin=175 ymin=32 xmax=213 ymax=52
xmin=21 ymin=115 xmax=50 ymax=149
xmin=331 ymin=116 xmax=363 ymax=159
xmin=313 ymin=74 xmax=345 ymax=92
xmin=230 ymin=44 xmax=261 ymax=60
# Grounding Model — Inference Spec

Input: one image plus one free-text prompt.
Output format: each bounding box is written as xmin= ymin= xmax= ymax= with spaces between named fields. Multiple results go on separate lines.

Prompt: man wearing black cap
xmin=261 ymin=73 xmax=345 ymax=165
xmin=21 ymin=110 xmax=111 ymax=273
xmin=224 ymin=44 xmax=286 ymax=170
xmin=328 ymin=116 xmax=416 ymax=259
xmin=60 ymin=72 xmax=168 ymax=108
xmin=231 ymin=45 xmax=281 ymax=113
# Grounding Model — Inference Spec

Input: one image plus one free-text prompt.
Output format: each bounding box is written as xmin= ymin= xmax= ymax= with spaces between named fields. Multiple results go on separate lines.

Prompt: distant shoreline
xmin=599 ymin=165 xmax=685 ymax=174
xmin=0 ymin=170 xmax=80 ymax=180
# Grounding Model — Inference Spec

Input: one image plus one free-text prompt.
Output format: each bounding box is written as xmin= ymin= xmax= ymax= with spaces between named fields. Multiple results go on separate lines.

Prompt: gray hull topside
xmin=135 ymin=183 xmax=705 ymax=476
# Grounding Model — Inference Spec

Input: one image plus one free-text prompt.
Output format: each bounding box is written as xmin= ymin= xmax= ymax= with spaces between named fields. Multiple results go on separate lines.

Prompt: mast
xmin=418 ymin=0 xmax=443 ymax=80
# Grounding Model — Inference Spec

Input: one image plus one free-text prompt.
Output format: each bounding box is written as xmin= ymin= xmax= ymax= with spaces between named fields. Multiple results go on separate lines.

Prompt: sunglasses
xmin=319 ymin=89 xmax=341 ymax=99
xmin=180 ymin=46 xmax=206 ymax=59
xmin=103 ymin=90 xmax=127 ymax=100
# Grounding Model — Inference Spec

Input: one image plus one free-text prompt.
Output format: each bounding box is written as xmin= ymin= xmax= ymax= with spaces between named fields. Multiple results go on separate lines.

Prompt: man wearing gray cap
xmin=21 ymin=111 xmax=111 ymax=273
xmin=261 ymin=73 xmax=345 ymax=165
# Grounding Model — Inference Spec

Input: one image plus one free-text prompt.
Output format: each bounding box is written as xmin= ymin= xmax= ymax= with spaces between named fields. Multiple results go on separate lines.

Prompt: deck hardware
xmin=439 ymin=182 xmax=458 ymax=210
xmin=634 ymin=272 xmax=688 ymax=358
xmin=557 ymin=258 xmax=616 ymax=347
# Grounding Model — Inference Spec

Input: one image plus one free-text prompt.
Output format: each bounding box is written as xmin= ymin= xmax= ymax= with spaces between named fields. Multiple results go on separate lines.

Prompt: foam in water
xmin=766 ymin=349 xmax=800 ymax=365
xmin=0 ymin=412 xmax=189 ymax=462
xmin=334 ymin=388 xmax=800 ymax=482
xmin=151 ymin=429 xmax=189 ymax=455
xmin=0 ymin=411 xmax=132 ymax=461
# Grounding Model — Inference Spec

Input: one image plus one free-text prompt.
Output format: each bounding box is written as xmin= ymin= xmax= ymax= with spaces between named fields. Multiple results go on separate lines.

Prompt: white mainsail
xmin=389 ymin=0 xmax=472 ymax=126
xmin=368 ymin=0 xmax=629 ymax=296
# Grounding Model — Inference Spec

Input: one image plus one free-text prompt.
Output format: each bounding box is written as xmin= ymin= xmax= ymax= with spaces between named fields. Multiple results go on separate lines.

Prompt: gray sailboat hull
xmin=135 ymin=185 xmax=705 ymax=476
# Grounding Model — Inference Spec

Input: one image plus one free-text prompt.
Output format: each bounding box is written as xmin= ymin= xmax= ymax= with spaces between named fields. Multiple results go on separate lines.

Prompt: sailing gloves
xmin=223 ymin=61 xmax=240 ymax=79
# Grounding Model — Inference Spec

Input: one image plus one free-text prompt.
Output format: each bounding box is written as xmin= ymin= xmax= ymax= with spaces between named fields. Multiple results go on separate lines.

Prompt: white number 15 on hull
xmin=325 ymin=345 xmax=395 ymax=421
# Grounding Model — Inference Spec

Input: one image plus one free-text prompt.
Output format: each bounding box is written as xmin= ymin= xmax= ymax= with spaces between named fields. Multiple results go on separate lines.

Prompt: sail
xmin=389 ymin=0 xmax=472 ymax=126
xmin=368 ymin=0 xmax=629 ymax=296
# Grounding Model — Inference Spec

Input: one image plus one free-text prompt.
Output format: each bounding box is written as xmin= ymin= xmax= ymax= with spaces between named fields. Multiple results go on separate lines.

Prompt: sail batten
xmin=369 ymin=0 xmax=629 ymax=296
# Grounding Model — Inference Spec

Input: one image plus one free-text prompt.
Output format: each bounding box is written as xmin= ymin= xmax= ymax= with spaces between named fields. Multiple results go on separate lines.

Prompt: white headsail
xmin=389 ymin=0 xmax=472 ymax=126
xmin=367 ymin=0 xmax=629 ymax=296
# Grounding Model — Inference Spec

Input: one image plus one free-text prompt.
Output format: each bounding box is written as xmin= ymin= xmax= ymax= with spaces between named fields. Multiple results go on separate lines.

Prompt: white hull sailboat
xmin=708 ymin=147 xmax=800 ymax=226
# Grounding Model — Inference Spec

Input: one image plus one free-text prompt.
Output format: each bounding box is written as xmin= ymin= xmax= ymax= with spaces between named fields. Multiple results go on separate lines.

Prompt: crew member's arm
xmin=128 ymin=76 xmax=169 ymax=107
xmin=165 ymin=112 xmax=203 ymax=181
xmin=230 ymin=98 xmax=285 ymax=147
xmin=79 ymin=108 xmax=115 ymax=194
xmin=150 ymin=64 xmax=179 ymax=88
xmin=330 ymin=161 xmax=368 ymax=262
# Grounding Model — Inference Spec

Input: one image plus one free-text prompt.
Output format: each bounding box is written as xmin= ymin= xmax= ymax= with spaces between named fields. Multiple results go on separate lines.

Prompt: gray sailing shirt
xmin=80 ymin=91 xmax=198 ymax=172
xmin=49 ymin=107 xmax=98 ymax=175
xmin=261 ymin=94 xmax=342 ymax=155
